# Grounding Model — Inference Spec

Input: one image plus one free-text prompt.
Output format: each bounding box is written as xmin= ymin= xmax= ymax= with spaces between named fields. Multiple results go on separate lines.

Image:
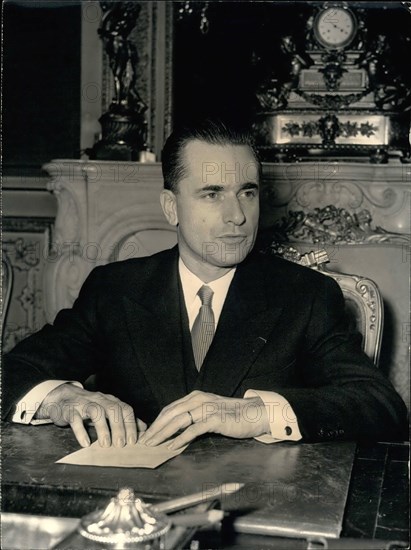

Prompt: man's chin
xmin=203 ymin=251 xmax=251 ymax=269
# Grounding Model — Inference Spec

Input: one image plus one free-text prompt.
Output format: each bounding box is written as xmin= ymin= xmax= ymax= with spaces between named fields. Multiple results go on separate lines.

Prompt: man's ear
xmin=160 ymin=189 xmax=178 ymax=226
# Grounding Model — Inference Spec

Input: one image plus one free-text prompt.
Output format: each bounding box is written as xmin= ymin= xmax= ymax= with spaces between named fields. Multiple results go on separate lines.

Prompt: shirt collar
xmin=178 ymin=257 xmax=236 ymax=305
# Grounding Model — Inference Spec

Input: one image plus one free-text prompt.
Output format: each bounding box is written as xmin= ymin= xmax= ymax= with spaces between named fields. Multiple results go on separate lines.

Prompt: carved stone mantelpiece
xmin=43 ymin=160 xmax=176 ymax=321
xmin=260 ymin=162 xmax=411 ymax=235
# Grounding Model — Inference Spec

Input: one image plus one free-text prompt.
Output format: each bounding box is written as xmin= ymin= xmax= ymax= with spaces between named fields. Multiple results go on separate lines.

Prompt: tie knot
xmin=198 ymin=285 xmax=214 ymax=307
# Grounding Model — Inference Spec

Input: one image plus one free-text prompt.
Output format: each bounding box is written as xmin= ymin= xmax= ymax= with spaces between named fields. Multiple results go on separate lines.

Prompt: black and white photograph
xmin=2 ymin=1 xmax=410 ymax=548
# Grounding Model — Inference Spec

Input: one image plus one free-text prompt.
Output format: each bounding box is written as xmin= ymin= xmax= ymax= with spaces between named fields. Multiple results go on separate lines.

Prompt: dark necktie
xmin=191 ymin=285 xmax=215 ymax=371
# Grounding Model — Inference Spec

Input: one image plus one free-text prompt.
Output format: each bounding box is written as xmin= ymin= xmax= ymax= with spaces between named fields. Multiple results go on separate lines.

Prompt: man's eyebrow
xmin=196 ymin=185 xmax=225 ymax=193
xmin=196 ymin=182 xmax=259 ymax=194
xmin=240 ymin=182 xmax=259 ymax=190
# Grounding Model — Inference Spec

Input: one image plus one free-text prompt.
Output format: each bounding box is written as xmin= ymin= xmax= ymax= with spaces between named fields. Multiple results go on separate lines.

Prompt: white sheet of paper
xmin=56 ymin=439 xmax=188 ymax=468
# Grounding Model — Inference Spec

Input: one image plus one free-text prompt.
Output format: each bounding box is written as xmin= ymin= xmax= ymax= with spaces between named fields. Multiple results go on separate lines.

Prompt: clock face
xmin=314 ymin=7 xmax=357 ymax=49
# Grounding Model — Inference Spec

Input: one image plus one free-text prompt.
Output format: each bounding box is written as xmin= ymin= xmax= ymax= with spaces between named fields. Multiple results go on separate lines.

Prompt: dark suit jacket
xmin=2 ymin=246 xmax=407 ymax=441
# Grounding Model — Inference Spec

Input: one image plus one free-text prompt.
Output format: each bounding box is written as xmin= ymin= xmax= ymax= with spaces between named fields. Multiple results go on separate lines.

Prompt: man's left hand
xmin=139 ymin=390 xmax=270 ymax=449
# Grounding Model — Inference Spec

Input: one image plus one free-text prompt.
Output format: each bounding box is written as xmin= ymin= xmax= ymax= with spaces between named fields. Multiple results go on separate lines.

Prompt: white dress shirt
xmin=12 ymin=258 xmax=302 ymax=442
xmin=12 ymin=380 xmax=83 ymax=425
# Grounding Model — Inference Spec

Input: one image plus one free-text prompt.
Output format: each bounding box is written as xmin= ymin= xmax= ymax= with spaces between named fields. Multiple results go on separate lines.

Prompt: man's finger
xmin=158 ymin=391 xmax=203 ymax=416
xmin=104 ymin=402 xmax=126 ymax=447
xmin=143 ymin=411 xmax=192 ymax=446
xmin=83 ymin=403 xmax=112 ymax=447
xmin=155 ymin=390 xmax=209 ymax=422
xmin=140 ymin=392 xmax=208 ymax=445
xmin=167 ymin=423 xmax=207 ymax=450
xmin=137 ymin=418 xmax=147 ymax=433
xmin=141 ymin=396 xmax=205 ymax=442
xmin=120 ymin=403 xmax=137 ymax=445
xmin=140 ymin=417 xmax=166 ymax=442
xmin=140 ymin=408 xmax=182 ymax=442
xmin=69 ymin=409 xmax=91 ymax=447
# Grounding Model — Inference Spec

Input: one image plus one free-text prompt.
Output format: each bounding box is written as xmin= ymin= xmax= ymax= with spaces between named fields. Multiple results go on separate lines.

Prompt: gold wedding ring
xmin=187 ymin=410 xmax=194 ymax=425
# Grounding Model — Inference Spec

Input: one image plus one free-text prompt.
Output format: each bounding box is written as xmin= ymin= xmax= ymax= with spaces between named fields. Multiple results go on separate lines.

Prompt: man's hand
xmin=139 ymin=390 xmax=270 ymax=450
xmin=35 ymin=384 xmax=146 ymax=448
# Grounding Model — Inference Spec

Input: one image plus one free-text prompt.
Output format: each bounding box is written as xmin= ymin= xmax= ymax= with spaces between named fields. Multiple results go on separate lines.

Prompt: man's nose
xmin=222 ymin=196 xmax=246 ymax=225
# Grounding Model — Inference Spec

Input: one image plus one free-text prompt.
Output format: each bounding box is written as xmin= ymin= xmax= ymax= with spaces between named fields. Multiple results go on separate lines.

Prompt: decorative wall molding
xmin=2 ymin=218 xmax=53 ymax=352
xmin=3 ymin=217 xmax=55 ymax=234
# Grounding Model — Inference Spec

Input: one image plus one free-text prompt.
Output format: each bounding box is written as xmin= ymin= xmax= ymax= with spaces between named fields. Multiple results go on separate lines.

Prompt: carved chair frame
xmin=271 ymin=245 xmax=384 ymax=366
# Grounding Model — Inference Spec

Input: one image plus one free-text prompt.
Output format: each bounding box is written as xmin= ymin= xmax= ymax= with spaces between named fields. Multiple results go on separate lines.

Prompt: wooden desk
xmin=1 ymin=423 xmax=409 ymax=547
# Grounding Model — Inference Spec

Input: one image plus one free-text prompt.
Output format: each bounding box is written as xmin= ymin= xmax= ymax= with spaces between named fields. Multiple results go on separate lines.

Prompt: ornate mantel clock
xmin=313 ymin=5 xmax=357 ymax=49
xmin=253 ymin=2 xmax=411 ymax=162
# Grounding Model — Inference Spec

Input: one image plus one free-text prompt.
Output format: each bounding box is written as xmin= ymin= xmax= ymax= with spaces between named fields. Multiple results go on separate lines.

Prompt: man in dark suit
xmin=2 ymin=119 xmax=407 ymax=451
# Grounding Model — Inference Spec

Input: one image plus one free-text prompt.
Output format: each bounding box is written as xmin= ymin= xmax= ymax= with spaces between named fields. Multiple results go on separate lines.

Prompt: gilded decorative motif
xmin=282 ymin=117 xmax=378 ymax=142
xmin=319 ymin=51 xmax=347 ymax=91
xmin=339 ymin=121 xmax=377 ymax=138
xmin=268 ymin=205 xmax=409 ymax=245
xmin=295 ymin=89 xmax=370 ymax=110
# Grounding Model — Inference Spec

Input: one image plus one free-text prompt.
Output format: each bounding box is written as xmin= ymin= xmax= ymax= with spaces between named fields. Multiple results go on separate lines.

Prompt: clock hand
xmin=331 ymin=22 xmax=348 ymax=34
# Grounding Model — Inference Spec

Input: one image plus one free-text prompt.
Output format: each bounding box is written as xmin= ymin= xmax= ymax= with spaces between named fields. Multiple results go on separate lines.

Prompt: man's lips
xmin=217 ymin=235 xmax=248 ymax=243
xmin=218 ymin=235 xmax=247 ymax=238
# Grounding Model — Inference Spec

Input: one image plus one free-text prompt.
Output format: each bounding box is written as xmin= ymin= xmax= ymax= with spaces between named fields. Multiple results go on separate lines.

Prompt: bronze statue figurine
xmin=88 ymin=1 xmax=148 ymax=161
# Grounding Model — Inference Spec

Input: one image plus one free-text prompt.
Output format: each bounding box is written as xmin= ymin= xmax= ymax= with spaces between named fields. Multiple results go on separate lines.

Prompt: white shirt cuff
xmin=244 ymin=389 xmax=302 ymax=443
xmin=12 ymin=380 xmax=83 ymax=425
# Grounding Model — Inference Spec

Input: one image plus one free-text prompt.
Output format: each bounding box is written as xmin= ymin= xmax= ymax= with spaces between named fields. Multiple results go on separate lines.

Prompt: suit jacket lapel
xmin=122 ymin=247 xmax=187 ymax=408
xmin=122 ymin=248 xmax=284 ymax=405
xmin=195 ymin=254 xmax=283 ymax=396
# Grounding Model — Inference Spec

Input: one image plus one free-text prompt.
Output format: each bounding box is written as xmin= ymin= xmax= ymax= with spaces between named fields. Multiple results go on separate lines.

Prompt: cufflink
xmin=285 ymin=426 xmax=292 ymax=436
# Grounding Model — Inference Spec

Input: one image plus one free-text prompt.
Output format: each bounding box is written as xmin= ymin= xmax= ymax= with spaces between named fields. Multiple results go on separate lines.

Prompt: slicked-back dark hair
xmin=161 ymin=118 xmax=261 ymax=193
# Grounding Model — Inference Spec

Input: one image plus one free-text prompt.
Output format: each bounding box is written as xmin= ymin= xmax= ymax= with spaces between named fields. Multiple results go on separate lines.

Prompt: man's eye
xmin=204 ymin=192 xmax=218 ymax=200
xmin=240 ymin=189 xmax=258 ymax=199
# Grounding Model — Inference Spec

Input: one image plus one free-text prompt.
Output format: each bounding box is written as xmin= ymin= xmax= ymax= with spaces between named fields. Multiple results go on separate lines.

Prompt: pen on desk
xmin=171 ymin=509 xmax=225 ymax=527
xmin=153 ymin=482 xmax=245 ymax=514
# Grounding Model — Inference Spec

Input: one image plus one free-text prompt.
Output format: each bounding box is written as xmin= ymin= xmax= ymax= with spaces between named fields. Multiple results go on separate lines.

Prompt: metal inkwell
xmin=55 ymin=487 xmax=171 ymax=549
